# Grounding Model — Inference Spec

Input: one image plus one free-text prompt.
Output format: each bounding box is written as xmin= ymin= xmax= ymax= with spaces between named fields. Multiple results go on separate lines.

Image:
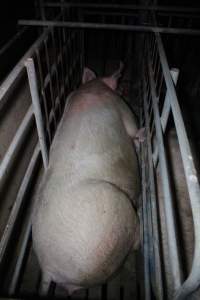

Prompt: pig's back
xmin=45 ymin=82 xmax=139 ymax=202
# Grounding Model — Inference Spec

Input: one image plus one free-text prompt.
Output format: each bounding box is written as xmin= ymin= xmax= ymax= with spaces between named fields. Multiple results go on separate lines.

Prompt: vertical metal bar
xmin=44 ymin=38 xmax=57 ymax=128
xmin=58 ymin=27 xmax=66 ymax=106
xmin=51 ymin=28 xmax=62 ymax=115
xmin=25 ymin=58 xmax=48 ymax=170
xmin=148 ymin=57 xmax=182 ymax=292
xmin=143 ymin=84 xmax=164 ymax=299
xmin=39 ymin=0 xmax=46 ymax=21
xmin=141 ymin=141 xmax=151 ymax=300
xmin=35 ymin=48 xmax=52 ymax=143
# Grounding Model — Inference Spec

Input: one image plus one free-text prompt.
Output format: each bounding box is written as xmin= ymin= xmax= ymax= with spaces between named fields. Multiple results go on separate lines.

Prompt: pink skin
xmin=35 ymin=63 xmax=141 ymax=296
xmin=81 ymin=63 xmax=145 ymax=144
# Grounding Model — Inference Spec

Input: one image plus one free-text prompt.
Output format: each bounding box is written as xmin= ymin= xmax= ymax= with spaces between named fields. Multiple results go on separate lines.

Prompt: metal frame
xmin=141 ymin=31 xmax=200 ymax=299
xmin=0 ymin=3 xmax=200 ymax=299
xmin=41 ymin=2 xmax=200 ymax=13
xmin=0 ymin=16 xmax=83 ymax=296
xmin=18 ymin=20 xmax=200 ymax=35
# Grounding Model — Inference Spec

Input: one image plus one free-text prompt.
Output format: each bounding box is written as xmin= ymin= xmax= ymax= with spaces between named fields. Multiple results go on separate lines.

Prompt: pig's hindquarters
xmin=32 ymin=180 xmax=139 ymax=290
xmin=32 ymin=98 xmax=140 ymax=292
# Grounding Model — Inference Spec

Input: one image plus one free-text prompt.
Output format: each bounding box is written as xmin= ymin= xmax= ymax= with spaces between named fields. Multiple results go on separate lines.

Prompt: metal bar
xmin=0 ymin=140 xmax=39 ymax=265
xmin=51 ymin=28 xmax=62 ymax=115
xmin=18 ymin=20 xmax=200 ymax=36
xmin=153 ymin=69 xmax=179 ymax=165
xmin=57 ymin=28 xmax=66 ymax=107
xmin=35 ymin=48 xmax=52 ymax=143
xmin=44 ymin=38 xmax=57 ymax=128
xmin=83 ymin=10 xmax=138 ymax=18
xmin=158 ymin=12 xmax=200 ymax=19
xmin=25 ymin=58 xmax=49 ymax=170
xmin=0 ymin=27 xmax=28 ymax=57
xmin=9 ymin=221 xmax=32 ymax=295
xmin=8 ymin=144 xmax=40 ymax=294
xmin=161 ymin=69 xmax=179 ymax=130
xmin=0 ymin=106 xmax=33 ymax=184
xmin=39 ymin=0 xmax=46 ymax=20
xmin=148 ymin=58 xmax=182 ymax=292
xmin=156 ymin=33 xmax=200 ymax=300
xmin=44 ymin=2 xmax=200 ymax=13
xmin=141 ymin=141 xmax=151 ymax=300
xmin=0 ymin=28 xmax=51 ymax=111
xmin=0 ymin=13 xmax=62 ymax=112
xmin=143 ymin=87 xmax=164 ymax=299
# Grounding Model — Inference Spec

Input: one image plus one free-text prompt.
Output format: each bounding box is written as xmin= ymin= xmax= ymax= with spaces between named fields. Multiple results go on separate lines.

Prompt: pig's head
xmin=82 ymin=62 xmax=124 ymax=91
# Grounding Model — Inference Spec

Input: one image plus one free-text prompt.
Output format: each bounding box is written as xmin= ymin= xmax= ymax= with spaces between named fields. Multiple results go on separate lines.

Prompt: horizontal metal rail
xmin=0 ymin=106 xmax=34 ymax=184
xmin=0 ymin=143 xmax=40 ymax=265
xmin=0 ymin=28 xmax=50 ymax=111
xmin=0 ymin=11 xmax=85 ymax=296
xmin=0 ymin=13 xmax=62 ymax=111
xmin=18 ymin=20 xmax=200 ymax=35
xmin=43 ymin=2 xmax=200 ymax=13
xmin=8 ymin=145 xmax=40 ymax=294
xmin=0 ymin=27 xmax=28 ymax=57
xmin=82 ymin=10 xmax=200 ymax=23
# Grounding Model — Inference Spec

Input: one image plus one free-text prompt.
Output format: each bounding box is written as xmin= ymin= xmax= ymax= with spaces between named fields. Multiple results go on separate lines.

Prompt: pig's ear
xmin=102 ymin=61 xmax=124 ymax=90
xmin=82 ymin=67 xmax=96 ymax=84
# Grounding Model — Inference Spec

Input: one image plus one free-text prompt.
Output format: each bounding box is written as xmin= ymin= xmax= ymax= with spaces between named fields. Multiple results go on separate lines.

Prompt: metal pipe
xmin=0 ymin=27 xmax=28 ymax=57
xmin=161 ymin=69 xmax=179 ymax=130
xmin=153 ymin=68 xmax=179 ymax=165
xmin=141 ymin=141 xmax=151 ymax=300
xmin=82 ymin=10 xmax=138 ymax=18
xmin=0 ymin=28 xmax=51 ymax=111
xmin=143 ymin=89 xmax=164 ymax=299
xmin=148 ymin=59 xmax=182 ymax=292
xmin=18 ymin=20 xmax=200 ymax=36
xmin=0 ymin=144 xmax=40 ymax=265
xmin=39 ymin=0 xmax=46 ymax=21
xmin=25 ymin=58 xmax=49 ymax=170
xmin=0 ymin=13 xmax=62 ymax=111
xmin=8 ymin=144 xmax=40 ymax=294
xmin=0 ymin=106 xmax=33 ymax=184
xmin=156 ymin=33 xmax=200 ymax=300
xmin=44 ymin=2 xmax=200 ymax=13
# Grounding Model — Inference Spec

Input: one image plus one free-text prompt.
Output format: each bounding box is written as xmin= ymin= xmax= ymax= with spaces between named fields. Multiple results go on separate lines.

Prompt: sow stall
xmin=0 ymin=2 xmax=200 ymax=299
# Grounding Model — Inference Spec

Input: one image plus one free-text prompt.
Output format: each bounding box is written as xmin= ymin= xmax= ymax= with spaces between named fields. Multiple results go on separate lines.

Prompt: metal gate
xmin=0 ymin=2 xmax=200 ymax=299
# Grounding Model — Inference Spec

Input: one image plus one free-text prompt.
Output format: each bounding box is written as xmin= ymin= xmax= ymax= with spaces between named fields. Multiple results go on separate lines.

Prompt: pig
xmin=32 ymin=64 xmax=141 ymax=295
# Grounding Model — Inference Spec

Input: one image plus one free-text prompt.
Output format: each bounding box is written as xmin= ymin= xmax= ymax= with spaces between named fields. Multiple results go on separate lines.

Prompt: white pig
xmin=32 ymin=65 xmax=141 ymax=294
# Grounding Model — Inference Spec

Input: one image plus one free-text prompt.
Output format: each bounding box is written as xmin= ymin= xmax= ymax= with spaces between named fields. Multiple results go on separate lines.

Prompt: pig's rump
xmin=32 ymin=180 xmax=138 ymax=287
xmin=32 ymin=82 xmax=140 ymax=289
